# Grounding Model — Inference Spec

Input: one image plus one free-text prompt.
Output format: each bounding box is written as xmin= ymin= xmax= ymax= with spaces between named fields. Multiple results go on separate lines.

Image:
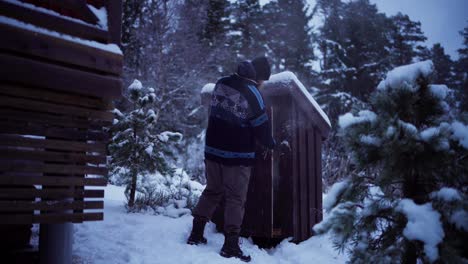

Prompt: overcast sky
xmin=258 ymin=0 xmax=467 ymax=59
xmin=370 ymin=0 xmax=467 ymax=59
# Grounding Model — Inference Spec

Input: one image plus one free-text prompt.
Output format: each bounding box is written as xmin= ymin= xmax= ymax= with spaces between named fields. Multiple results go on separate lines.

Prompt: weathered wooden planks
xmin=0 ymin=85 xmax=109 ymax=225
xmin=0 ymin=95 xmax=114 ymax=121
xmin=0 ymin=0 xmax=121 ymax=228
xmin=291 ymin=104 xmax=300 ymax=241
xmin=0 ymin=201 xmax=103 ymax=211
xmin=0 ymin=213 xmax=104 ymax=224
xmin=0 ymin=1 xmax=108 ymax=43
xmin=0 ymin=108 xmax=109 ymax=129
xmin=0 ymin=135 xmax=106 ymax=153
xmin=0 ymin=23 xmax=123 ymax=75
xmin=0 ymin=162 xmax=108 ymax=176
xmin=307 ymin=128 xmax=316 ymax=235
xmin=0 ymin=149 xmax=106 ymax=165
xmin=314 ymin=130 xmax=323 ymax=224
xmin=0 ymin=175 xmax=107 ymax=186
xmin=0 ymin=189 xmax=104 ymax=199
xmin=0 ymin=123 xmax=109 ymax=142
xmin=0 ymin=53 xmax=122 ymax=99
xmin=0 ymin=84 xmax=112 ymax=110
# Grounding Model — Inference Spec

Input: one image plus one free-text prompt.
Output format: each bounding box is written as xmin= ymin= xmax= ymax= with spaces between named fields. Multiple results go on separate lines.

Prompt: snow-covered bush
xmin=109 ymin=80 xmax=183 ymax=209
xmin=113 ymin=167 xmax=204 ymax=217
xmin=314 ymin=61 xmax=468 ymax=264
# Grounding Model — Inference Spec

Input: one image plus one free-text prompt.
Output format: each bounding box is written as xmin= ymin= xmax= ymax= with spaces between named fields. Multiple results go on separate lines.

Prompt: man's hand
xmin=278 ymin=140 xmax=291 ymax=155
xmin=261 ymin=140 xmax=290 ymax=159
xmin=262 ymin=148 xmax=272 ymax=160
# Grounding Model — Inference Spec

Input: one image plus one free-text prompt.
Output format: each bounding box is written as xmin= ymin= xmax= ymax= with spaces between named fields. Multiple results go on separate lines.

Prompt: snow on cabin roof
xmin=267 ymin=71 xmax=331 ymax=127
xmin=0 ymin=15 xmax=122 ymax=55
xmin=4 ymin=0 xmax=108 ymax=30
xmin=377 ymin=60 xmax=434 ymax=91
xmin=201 ymin=83 xmax=216 ymax=94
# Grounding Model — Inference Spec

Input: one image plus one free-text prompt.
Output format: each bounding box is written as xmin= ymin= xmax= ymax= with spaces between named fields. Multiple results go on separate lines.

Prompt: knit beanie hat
xmin=237 ymin=60 xmax=256 ymax=80
xmin=252 ymin=56 xmax=271 ymax=81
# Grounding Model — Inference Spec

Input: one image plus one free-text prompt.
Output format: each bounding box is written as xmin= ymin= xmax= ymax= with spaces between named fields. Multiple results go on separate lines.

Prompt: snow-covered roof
xmin=0 ymin=15 xmax=121 ymax=55
xmin=266 ymin=71 xmax=331 ymax=128
xmin=4 ymin=0 xmax=108 ymax=30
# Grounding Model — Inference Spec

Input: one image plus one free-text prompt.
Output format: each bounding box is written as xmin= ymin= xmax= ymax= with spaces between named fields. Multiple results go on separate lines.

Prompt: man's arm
xmin=246 ymin=85 xmax=276 ymax=149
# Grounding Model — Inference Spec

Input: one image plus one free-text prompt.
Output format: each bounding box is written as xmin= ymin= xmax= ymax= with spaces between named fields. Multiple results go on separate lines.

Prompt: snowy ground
xmin=73 ymin=185 xmax=348 ymax=264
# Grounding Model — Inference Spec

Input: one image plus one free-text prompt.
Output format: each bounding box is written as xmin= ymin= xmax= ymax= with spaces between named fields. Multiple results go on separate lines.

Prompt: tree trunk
xmin=402 ymin=240 xmax=418 ymax=264
xmin=402 ymin=169 xmax=424 ymax=264
xmin=128 ymin=170 xmax=138 ymax=208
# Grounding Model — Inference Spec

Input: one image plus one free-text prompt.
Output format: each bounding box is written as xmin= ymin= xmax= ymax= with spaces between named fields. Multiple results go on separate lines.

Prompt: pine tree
xmin=456 ymin=25 xmax=468 ymax=112
xmin=196 ymin=0 xmax=235 ymax=75
xmin=316 ymin=0 xmax=345 ymax=72
xmin=229 ymin=0 xmax=265 ymax=60
xmin=341 ymin=0 xmax=390 ymax=99
xmin=203 ymin=0 xmax=231 ymax=46
xmin=263 ymin=0 xmax=315 ymax=84
xmin=314 ymin=61 xmax=468 ymax=263
xmin=430 ymin=43 xmax=455 ymax=86
xmin=121 ymin=0 xmax=146 ymax=78
xmin=317 ymin=0 xmax=391 ymax=100
xmin=388 ymin=12 xmax=427 ymax=67
xmin=109 ymin=80 xmax=182 ymax=208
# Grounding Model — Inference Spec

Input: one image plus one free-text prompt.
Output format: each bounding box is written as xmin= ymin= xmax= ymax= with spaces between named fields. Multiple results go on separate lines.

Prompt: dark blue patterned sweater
xmin=205 ymin=62 xmax=276 ymax=166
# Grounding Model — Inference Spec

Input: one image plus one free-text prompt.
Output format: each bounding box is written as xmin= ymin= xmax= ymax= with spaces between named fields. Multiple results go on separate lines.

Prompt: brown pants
xmin=192 ymin=159 xmax=251 ymax=234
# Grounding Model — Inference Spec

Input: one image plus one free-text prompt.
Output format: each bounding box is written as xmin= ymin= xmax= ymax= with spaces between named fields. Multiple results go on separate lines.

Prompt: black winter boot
xmin=187 ymin=217 xmax=208 ymax=245
xmin=220 ymin=233 xmax=251 ymax=262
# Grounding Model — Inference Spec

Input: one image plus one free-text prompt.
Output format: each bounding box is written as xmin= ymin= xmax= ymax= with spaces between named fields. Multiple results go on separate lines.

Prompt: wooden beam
xmin=87 ymin=0 xmax=107 ymax=8
xmin=314 ymin=130 xmax=323 ymax=223
xmin=0 ymin=84 xmax=112 ymax=110
xmin=0 ymin=53 xmax=122 ymax=99
xmin=0 ymin=24 xmax=123 ymax=75
xmin=0 ymin=175 xmax=107 ymax=187
xmin=107 ymin=0 xmax=122 ymax=45
xmin=0 ymin=162 xmax=108 ymax=176
xmin=52 ymin=0 xmax=100 ymax=25
xmin=0 ymin=212 xmax=103 ymax=224
xmin=298 ymin=126 xmax=308 ymax=242
xmin=0 ymin=201 xmax=103 ymax=212
xmin=0 ymin=109 xmax=109 ymax=130
xmin=0 ymin=122 xmax=109 ymax=142
xmin=0 ymin=134 xmax=106 ymax=153
xmin=0 ymin=95 xmax=114 ymax=121
xmin=0 ymin=148 xmax=106 ymax=165
xmin=307 ymin=129 xmax=316 ymax=236
xmin=291 ymin=104 xmax=300 ymax=242
xmin=0 ymin=189 xmax=104 ymax=199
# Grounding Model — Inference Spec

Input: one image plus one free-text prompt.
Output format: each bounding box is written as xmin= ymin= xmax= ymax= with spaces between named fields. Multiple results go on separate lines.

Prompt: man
xmin=187 ymin=57 xmax=275 ymax=262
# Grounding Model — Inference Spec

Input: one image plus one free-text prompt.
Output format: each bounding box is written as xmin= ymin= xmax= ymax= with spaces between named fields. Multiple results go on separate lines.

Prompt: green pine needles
xmin=314 ymin=61 xmax=468 ymax=264
xmin=109 ymin=80 xmax=182 ymax=209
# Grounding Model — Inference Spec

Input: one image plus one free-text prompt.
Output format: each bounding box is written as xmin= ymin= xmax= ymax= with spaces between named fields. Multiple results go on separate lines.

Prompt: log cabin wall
xmin=0 ymin=0 xmax=122 ymax=226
